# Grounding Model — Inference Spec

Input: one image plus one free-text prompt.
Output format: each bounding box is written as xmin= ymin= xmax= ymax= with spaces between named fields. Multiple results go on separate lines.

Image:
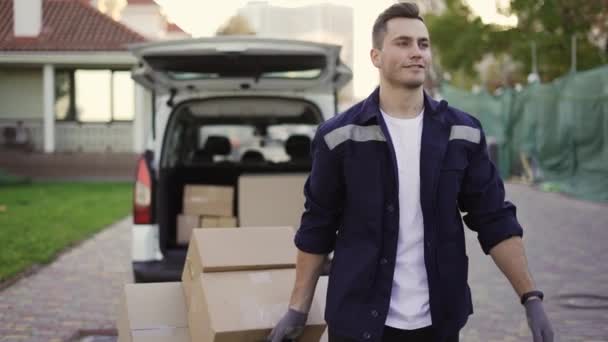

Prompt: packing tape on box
xmin=131 ymin=325 xmax=186 ymax=337
xmin=249 ymin=272 xmax=272 ymax=284
xmin=191 ymin=196 xmax=209 ymax=203
xmin=240 ymin=297 xmax=287 ymax=327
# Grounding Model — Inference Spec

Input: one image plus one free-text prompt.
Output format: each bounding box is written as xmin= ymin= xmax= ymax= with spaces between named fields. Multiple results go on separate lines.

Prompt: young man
xmin=269 ymin=3 xmax=554 ymax=342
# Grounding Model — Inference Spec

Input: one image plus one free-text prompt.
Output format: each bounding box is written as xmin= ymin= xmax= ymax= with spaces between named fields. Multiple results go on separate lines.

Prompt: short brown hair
xmin=372 ymin=2 xmax=424 ymax=49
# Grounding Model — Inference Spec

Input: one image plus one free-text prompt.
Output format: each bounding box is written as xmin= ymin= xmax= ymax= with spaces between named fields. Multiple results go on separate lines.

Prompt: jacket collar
xmin=357 ymin=86 xmax=446 ymax=124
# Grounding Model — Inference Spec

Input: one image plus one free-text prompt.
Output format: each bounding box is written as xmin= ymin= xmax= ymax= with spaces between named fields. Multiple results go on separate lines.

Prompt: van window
xmin=161 ymin=97 xmax=322 ymax=168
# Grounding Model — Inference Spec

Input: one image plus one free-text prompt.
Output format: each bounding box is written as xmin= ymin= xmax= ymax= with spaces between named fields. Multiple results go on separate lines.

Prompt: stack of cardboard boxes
xmin=177 ymin=185 xmax=237 ymax=245
xmin=117 ymin=226 xmax=328 ymax=342
xmin=118 ymin=175 xmax=328 ymax=342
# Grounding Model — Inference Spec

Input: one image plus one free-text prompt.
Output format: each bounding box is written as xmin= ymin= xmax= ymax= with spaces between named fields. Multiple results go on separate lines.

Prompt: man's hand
xmin=524 ymin=299 xmax=554 ymax=342
xmin=268 ymin=308 xmax=308 ymax=342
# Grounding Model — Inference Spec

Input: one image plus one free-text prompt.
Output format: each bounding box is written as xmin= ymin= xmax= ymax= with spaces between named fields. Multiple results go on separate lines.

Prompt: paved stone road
xmin=0 ymin=218 xmax=132 ymax=342
xmin=0 ymin=184 xmax=607 ymax=341
xmin=461 ymin=184 xmax=608 ymax=342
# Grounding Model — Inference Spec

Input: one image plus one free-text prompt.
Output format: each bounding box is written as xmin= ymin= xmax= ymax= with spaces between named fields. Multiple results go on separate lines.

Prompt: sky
xmin=153 ymin=0 xmax=517 ymax=98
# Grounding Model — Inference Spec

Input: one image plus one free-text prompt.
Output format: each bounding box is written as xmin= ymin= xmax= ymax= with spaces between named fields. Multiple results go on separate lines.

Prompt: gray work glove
xmin=524 ymin=299 xmax=554 ymax=342
xmin=268 ymin=308 xmax=308 ymax=342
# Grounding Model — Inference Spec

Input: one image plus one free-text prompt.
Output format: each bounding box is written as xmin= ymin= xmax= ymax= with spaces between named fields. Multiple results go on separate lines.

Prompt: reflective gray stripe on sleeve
xmin=449 ymin=125 xmax=481 ymax=144
xmin=323 ymin=124 xmax=386 ymax=150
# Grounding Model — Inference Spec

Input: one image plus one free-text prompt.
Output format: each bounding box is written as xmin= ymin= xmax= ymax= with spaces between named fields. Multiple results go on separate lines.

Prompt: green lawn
xmin=0 ymin=182 xmax=132 ymax=282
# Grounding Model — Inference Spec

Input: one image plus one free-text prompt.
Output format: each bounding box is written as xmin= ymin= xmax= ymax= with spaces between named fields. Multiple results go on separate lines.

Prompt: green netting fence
xmin=440 ymin=65 xmax=608 ymax=202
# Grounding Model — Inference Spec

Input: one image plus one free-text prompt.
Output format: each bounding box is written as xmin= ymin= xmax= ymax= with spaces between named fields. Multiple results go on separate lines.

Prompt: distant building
xmin=95 ymin=0 xmax=191 ymax=40
xmin=237 ymin=1 xmax=354 ymax=104
xmin=413 ymin=0 xmax=446 ymax=15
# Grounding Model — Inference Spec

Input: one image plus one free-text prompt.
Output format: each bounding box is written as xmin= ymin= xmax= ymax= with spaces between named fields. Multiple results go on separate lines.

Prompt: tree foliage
xmin=216 ymin=15 xmax=256 ymax=36
xmin=425 ymin=0 xmax=607 ymax=87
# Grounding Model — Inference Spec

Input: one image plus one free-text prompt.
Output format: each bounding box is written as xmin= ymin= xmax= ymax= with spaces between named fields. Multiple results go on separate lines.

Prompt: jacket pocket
xmin=437 ymin=243 xmax=469 ymax=319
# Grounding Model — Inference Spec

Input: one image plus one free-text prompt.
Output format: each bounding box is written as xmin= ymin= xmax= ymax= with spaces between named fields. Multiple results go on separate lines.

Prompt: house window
xmin=55 ymin=70 xmax=75 ymax=121
xmin=55 ymin=69 xmax=135 ymax=122
xmin=112 ymin=71 xmax=135 ymax=121
xmin=76 ymin=70 xmax=112 ymax=122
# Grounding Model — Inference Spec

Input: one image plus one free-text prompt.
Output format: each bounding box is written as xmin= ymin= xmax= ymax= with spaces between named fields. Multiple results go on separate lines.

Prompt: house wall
xmin=55 ymin=122 xmax=134 ymax=153
xmin=0 ymin=68 xmax=149 ymax=153
xmin=0 ymin=68 xmax=44 ymax=120
xmin=0 ymin=119 xmax=135 ymax=153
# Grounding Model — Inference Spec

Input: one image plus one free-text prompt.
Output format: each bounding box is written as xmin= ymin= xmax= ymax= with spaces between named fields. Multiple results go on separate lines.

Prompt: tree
xmin=96 ymin=0 xmax=127 ymax=20
xmin=216 ymin=15 xmax=256 ymax=36
xmin=425 ymin=0 xmax=607 ymax=87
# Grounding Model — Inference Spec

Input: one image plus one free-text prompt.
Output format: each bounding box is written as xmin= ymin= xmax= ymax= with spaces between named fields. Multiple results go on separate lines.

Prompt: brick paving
xmin=0 ymin=184 xmax=607 ymax=341
xmin=0 ymin=218 xmax=131 ymax=342
xmin=461 ymin=184 xmax=608 ymax=342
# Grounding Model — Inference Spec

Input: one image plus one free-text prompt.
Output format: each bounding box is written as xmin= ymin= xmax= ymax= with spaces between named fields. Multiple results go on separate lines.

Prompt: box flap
xmin=193 ymin=226 xmax=297 ymax=272
xmin=124 ymin=283 xmax=188 ymax=329
xmin=119 ymin=283 xmax=190 ymax=342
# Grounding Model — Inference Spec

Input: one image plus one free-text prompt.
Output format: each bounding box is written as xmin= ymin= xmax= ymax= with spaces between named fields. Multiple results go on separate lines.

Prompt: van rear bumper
xmin=132 ymin=248 xmax=186 ymax=283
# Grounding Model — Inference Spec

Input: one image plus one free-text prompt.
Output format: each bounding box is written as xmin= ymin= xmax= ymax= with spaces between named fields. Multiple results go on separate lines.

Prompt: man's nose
xmin=409 ymin=44 xmax=423 ymax=59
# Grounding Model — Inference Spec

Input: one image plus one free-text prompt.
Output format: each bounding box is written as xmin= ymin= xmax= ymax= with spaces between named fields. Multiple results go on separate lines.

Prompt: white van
xmin=129 ymin=37 xmax=352 ymax=282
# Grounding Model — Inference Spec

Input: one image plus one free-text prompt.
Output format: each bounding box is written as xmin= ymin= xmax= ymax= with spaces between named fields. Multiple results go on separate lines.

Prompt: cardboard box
xmin=238 ymin=174 xmax=308 ymax=228
xmin=218 ymin=216 xmax=238 ymax=227
xmin=117 ymin=282 xmax=190 ymax=342
xmin=188 ymin=269 xmax=326 ymax=342
xmin=181 ymin=226 xmax=297 ymax=304
xmin=200 ymin=216 xmax=219 ymax=228
xmin=200 ymin=216 xmax=238 ymax=228
xmin=178 ymin=215 xmax=239 ymax=245
xmin=183 ymin=185 xmax=234 ymax=216
xmin=177 ymin=214 xmax=199 ymax=245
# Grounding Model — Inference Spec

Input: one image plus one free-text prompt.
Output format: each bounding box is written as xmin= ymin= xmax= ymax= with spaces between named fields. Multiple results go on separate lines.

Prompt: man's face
xmin=371 ymin=17 xmax=432 ymax=89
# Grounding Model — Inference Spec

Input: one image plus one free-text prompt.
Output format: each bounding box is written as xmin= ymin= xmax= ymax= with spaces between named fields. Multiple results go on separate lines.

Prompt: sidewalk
xmin=0 ymin=217 xmax=132 ymax=342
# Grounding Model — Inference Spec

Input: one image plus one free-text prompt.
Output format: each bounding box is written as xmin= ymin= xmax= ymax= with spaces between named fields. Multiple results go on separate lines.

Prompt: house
xmin=0 ymin=0 xmax=152 ymax=154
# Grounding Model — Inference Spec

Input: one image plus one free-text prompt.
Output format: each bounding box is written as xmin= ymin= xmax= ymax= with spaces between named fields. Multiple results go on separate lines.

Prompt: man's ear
xmin=370 ymin=48 xmax=382 ymax=68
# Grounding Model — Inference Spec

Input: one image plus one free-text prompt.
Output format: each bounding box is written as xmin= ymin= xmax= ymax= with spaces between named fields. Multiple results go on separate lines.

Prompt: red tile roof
xmin=167 ymin=22 xmax=187 ymax=33
xmin=0 ymin=0 xmax=146 ymax=52
xmin=126 ymin=0 xmax=158 ymax=5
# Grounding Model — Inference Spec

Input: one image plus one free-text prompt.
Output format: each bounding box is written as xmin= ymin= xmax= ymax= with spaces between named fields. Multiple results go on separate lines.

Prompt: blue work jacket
xmin=294 ymin=87 xmax=524 ymax=342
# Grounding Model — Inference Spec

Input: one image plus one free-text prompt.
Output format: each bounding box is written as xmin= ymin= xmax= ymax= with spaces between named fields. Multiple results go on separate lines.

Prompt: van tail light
xmin=133 ymin=154 xmax=153 ymax=224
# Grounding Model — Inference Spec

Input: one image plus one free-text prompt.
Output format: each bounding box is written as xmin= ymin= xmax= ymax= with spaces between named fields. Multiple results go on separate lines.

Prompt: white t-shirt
xmin=380 ymin=107 xmax=432 ymax=330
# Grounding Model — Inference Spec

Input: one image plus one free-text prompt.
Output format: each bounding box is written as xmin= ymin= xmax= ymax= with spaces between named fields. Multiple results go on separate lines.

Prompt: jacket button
xmin=386 ymin=204 xmax=395 ymax=212
xmin=371 ymin=310 xmax=379 ymax=318
xmin=380 ymin=258 xmax=388 ymax=265
xmin=363 ymin=332 xmax=372 ymax=339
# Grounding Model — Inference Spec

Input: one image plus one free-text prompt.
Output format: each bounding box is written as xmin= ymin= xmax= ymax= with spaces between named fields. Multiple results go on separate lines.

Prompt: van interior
xmin=156 ymin=96 xmax=322 ymax=259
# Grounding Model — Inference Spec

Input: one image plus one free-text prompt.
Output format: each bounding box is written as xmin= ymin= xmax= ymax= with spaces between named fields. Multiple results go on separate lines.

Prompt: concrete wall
xmin=55 ymin=122 xmax=134 ymax=153
xmin=13 ymin=0 xmax=42 ymax=37
xmin=0 ymin=68 xmax=43 ymax=120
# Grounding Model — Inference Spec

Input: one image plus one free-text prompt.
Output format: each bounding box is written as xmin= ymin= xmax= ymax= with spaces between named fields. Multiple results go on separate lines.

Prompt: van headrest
xmin=241 ymin=150 xmax=266 ymax=164
xmin=285 ymin=134 xmax=311 ymax=160
xmin=203 ymin=135 xmax=231 ymax=156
